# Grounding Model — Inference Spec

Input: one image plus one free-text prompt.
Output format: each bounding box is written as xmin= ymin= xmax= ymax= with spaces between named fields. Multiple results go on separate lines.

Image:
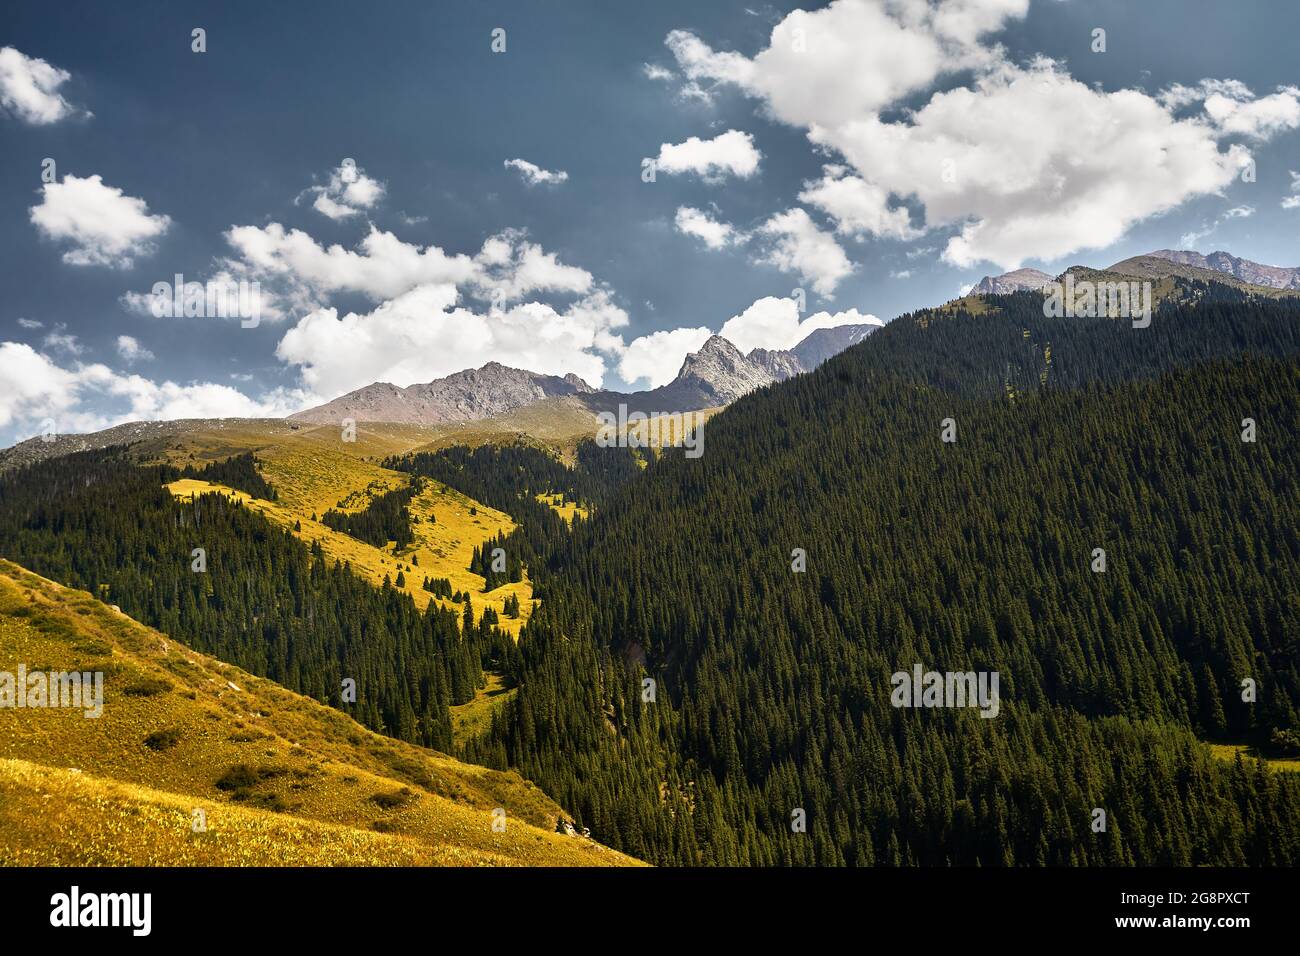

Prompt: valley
xmin=3 ymin=253 xmax=1300 ymax=869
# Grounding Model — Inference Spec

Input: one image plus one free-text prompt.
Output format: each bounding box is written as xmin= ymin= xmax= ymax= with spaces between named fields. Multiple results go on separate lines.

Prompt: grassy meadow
xmin=0 ymin=560 xmax=638 ymax=866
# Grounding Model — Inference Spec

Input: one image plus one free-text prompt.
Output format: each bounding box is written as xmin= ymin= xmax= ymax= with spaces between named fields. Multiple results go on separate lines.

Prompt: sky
xmin=2 ymin=0 xmax=1299 ymax=445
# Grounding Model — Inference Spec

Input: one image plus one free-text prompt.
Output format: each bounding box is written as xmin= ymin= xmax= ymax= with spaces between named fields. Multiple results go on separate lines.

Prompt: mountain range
xmin=296 ymin=246 xmax=1297 ymax=431
xmin=289 ymin=322 xmax=883 ymax=426
xmin=4 ymin=247 xmax=1300 ymax=870
xmin=973 ymin=248 xmax=1300 ymax=296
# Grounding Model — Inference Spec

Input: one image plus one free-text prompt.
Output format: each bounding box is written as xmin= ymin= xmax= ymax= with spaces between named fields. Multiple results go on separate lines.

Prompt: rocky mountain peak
xmin=972 ymin=268 xmax=1056 ymax=295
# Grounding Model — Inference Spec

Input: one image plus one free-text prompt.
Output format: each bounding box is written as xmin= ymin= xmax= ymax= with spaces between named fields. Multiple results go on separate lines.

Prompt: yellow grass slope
xmin=156 ymin=421 xmax=533 ymax=635
xmin=0 ymin=560 xmax=639 ymax=867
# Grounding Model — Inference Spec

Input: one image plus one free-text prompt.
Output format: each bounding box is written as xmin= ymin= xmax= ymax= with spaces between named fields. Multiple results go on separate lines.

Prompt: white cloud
xmin=274 ymin=283 xmax=628 ymax=401
xmin=30 ymin=174 xmax=171 ymax=268
xmin=798 ymin=165 xmax=918 ymax=240
xmin=1158 ymin=79 xmax=1254 ymax=110
xmin=718 ymin=295 xmax=879 ymax=353
xmin=0 ymin=341 xmax=305 ymax=441
xmin=662 ymin=2 xmax=1297 ymax=270
xmin=300 ymin=160 xmax=386 ymax=220
xmin=655 ymin=129 xmax=761 ymax=183
xmin=754 ymin=208 xmax=854 ymax=296
xmin=312 ymin=194 xmax=359 ymax=221
xmin=619 ymin=326 xmax=713 ymax=388
xmin=665 ymin=1 xmax=1024 ymax=130
xmin=116 ymin=335 xmax=154 ymax=363
xmin=1283 ymin=171 xmax=1300 ymax=210
xmin=475 ymin=229 xmax=593 ymax=301
xmin=1204 ymin=87 xmax=1300 ymax=139
xmin=504 ymin=158 xmax=569 ymax=187
xmin=643 ymin=63 xmax=675 ymax=82
xmin=123 ymin=223 xmax=598 ymax=335
xmin=220 ymin=222 xmax=474 ymax=309
xmin=674 ymin=206 xmax=739 ymax=249
xmin=16 ymin=318 xmax=43 ymax=330
xmin=676 ymin=81 xmax=716 ymax=106
xmin=42 ymin=327 xmax=83 ymax=356
xmin=204 ymin=223 xmax=591 ymax=320
xmin=823 ymin=58 xmax=1254 ymax=269
xmin=1161 ymin=79 xmax=1300 ymax=139
xmin=0 ymin=46 xmax=86 ymax=124
xmin=1178 ymin=204 xmax=1254 ymax=249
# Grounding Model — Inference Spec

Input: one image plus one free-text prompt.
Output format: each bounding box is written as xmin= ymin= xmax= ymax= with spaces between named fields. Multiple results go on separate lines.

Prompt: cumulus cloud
xmin=17 ymin=318 xmax=43 ymax=330
xmin=300 ymin=160 xmax=386 ymax=220
xmin=674 ymin=206 xmax=739 ymax=249
xmin=661 ymin=1 xmax=1297 ymax=269
xmin=206 ymin=223 xmax=593 ymax=320
xmin=504 ymin=158 xmax=569 ymax=186
xmin=754 ymin=208 xmax=854 ymax=296
xmin=0 ymin=341 xmax=306 ymax=442
xmin=474 ymin=229 xmax=593 ymax=301
xmin=273 ymin=283 xmax=628 ymax=401
xmin=831 ymin=59 xmax=1256 ymax=269
xmin=1161 ymin=78 xmax=1300 ymax=139
xmin=30 ymin=174 xmax=171 ymax=268
xmin=116 ymin=335 xmax=154 ymax=363
xmin=718 ymin=295 xmax=879 ymax=353
xmin=218 ymin=222 xmax=475 ymax=312
xmin=618 ymin=325 xmax=713 ymax=388
xmin=0 ymin=46 xmax=86 ymax=124
xmin=655 ymin=129 xmax=761 ymax=182
xmin=665 ymin=1 xmax=1023 ymax=129
xmin=799 ymin=165 xmax=918 ymax=240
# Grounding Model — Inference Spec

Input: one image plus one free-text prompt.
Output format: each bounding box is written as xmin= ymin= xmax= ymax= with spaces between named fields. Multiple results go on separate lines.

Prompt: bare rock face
xmin=746 ymin=347 xmax=804 ymax=383
xmin=290 ymin=362 xmax=595 ymax=425
xmin=667 ymin=335 xmax=779 ymax=406
xmin=790 ymin=323 xmax=879 ymax=369
xmin=972 ymin=268 xmax=1057 ymax=295
xmin=1144 ymin=249 xmax=1300 ymax=290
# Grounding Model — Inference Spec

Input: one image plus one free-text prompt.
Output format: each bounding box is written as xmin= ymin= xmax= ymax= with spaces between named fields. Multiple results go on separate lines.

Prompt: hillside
xmin=0 ymin=419 xmax=539 ymax=635
xmin=0 ymin=560 xmax=638 ymax=866
xmin=1086 ymin=257 xmax=1298 ymax=299
xmin=464 ymin=295 xmax=1300 ymax=866
xmin=1135 ymin=249 xmax=1300 ymax=290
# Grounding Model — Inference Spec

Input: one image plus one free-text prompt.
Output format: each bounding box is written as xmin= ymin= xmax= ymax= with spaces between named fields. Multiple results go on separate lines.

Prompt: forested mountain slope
xmin=0 ymin=451 xmax=523 ymax=751
xmin=462 ymin=293 xmax=1300 ymax=865
xmin=0 ymin=560 xmax=635 ymax=866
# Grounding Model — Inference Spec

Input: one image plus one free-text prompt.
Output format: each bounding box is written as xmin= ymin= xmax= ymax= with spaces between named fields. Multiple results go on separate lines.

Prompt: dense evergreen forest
xmin=454 ymin=292 xmax=1300 ymax=865
xmin=387 ymin=440 xmax=641 ymax=569
xmin=469 ymin=531 xmax=524 ymax=591
xmin=320 ymin=478 xmax=424 ymax=549
xmin=179 ymin=451 xmax=277 ymax=500
xmin=0 ymin=452 xmax=519 ymax=749
xmin=2 ymin=282 xmax=1298 ymax=866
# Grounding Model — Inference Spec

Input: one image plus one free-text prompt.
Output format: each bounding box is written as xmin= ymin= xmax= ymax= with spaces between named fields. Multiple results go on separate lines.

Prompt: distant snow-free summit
xmin=290 ymin=322 xmax=882 ymax=425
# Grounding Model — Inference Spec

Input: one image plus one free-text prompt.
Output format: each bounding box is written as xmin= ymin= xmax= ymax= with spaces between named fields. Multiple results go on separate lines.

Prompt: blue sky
xmin=2 ymin=0 xmax=1299 ymax=445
